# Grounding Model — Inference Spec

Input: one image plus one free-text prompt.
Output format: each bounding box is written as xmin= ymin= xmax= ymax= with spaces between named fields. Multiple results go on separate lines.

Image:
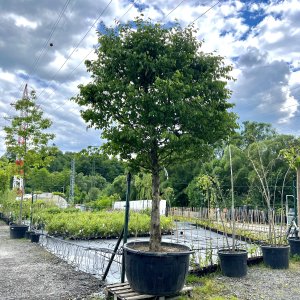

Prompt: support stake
xmin=121 ymin=172 xmax=131 ymax=283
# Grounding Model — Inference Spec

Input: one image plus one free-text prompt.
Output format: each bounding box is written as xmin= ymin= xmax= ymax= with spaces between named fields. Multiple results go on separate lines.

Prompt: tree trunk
xmin=149 ymin=146 xmax=161 ymax=252
xmin=297 ymin=167 xmax=300 ymax=225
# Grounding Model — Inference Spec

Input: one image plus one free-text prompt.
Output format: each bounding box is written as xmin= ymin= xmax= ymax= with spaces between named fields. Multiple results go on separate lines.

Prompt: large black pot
xmin=289 ymin=238 xmax=300 ymax=256
xmin=218 ymin=249 xmax=248 ymax=277
xmin=10 ymin=224 xmax=29 ymax=239
xmin=30 ymin=233 xmax=40 ymax=243
xmin=124 ymin=241 xmax=193 ymax=296
xmin=261 ymin=245 xmax=290 ymax=269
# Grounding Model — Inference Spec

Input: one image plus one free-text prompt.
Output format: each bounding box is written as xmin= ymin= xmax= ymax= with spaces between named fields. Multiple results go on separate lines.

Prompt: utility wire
xmin=18 ymin=0 xmax=72 ymax=94
xmin=38 ymin=0 xmax=136 ymax=113
xmin=188 ymin=0 xmax=221 ymax=26
xmin=161 ymin=0 xmax=185 ymax=22
xmin=35 ymin=0 xmax=113 ymax=102
xmin=4 ymin=0 xmax=72 ymax=126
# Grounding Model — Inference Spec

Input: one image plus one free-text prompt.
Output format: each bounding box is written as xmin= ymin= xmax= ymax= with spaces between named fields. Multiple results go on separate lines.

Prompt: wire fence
xmin=40 ymin=234 xmax=122 ymax=282
xmin=23 ymin=205 xmax=294 ymax=285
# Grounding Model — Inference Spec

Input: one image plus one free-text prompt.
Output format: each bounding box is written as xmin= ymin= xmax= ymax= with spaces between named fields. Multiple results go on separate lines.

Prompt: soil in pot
xmin=218 ymin=249 xmax=248 ymax=277
xmin=289 ymin=238 xmax=300 ymax=256
xmin=124 ymin=241 xmax=193 ymax=296
xmin=10 ymin=224 xmax=29 ymax=239
xmin=261 ymin=245 xmax=290 ymax=269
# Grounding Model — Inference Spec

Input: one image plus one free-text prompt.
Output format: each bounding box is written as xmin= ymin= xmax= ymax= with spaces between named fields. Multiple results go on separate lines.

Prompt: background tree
xmin=4 ymin=87 xmax=55 ymax=223
xmin=73 ymin=18 xmax=237 ymax=251
xmin=281 ymin=140 xmax=300 ymax=224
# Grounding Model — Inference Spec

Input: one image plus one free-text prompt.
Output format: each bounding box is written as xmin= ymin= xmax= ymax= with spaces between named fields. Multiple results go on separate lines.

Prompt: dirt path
xmin=0 ymin=222 xmax=100 ymax=300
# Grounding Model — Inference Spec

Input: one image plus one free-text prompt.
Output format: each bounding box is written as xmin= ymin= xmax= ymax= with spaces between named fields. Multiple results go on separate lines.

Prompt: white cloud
xmin=6 ymin=13 xmax=39 ymax=29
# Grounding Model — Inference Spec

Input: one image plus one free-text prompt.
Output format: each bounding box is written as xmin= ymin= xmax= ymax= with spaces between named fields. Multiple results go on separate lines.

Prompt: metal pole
xmin=228 ymin=144 xmax=235 ymax=251
xmin=101 ymin=227 xmax=124 ymax=282
xmin=121 ymin=172 xmax=131 ymax=283
xmin=30 ymin=190 xmax=34 ymax=230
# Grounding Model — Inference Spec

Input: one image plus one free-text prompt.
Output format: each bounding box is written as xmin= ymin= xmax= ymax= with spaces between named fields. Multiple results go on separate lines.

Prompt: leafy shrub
xmin=44 ymin=211 xmax=174 ymax=239
xmin=85 ymin=195 xmax=115 ymax=211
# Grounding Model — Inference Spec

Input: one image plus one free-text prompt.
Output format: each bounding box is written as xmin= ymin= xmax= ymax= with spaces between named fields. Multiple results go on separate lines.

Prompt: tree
xmin=4 ymin=86 xmax=55 ymax=223
xmin=281 ymin=140 xmax=300 ymax=224
xmin=73 ymin=18 xmax=237 ymax=251
xmin=241 ymin=121 xmax=277 ymax=148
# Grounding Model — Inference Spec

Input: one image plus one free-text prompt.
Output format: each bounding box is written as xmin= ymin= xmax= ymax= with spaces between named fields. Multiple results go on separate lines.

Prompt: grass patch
xmin=180 ymin=274 xmax=238 ymax=300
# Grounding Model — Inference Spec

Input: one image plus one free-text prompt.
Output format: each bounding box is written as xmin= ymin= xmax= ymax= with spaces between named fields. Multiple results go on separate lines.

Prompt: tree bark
xmin=149 ymin=145 xmax=161 ymax=251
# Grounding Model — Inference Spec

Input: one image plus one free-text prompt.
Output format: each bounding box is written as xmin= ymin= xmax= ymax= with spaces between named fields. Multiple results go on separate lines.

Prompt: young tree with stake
xmin=4 ymin=86 xmax=55 ymax=223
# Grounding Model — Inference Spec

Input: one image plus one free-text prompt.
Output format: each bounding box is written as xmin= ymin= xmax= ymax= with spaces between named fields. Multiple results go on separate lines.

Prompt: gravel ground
xmin=215 ymin=262 xmax=300 ymax=300
xmin=0 ymin=222 xmax=101 ymax=300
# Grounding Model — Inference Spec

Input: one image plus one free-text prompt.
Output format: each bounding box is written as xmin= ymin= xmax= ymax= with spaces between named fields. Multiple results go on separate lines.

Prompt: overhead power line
xmin=36 ymin=0 xmax=113 ymax=102
xmin=36 ymin=1 xmax=136 ymax=113
xmin=189 ymin=0 xmax=221 ymax=26
xmin=4 ymin=0 xmax=73 ymax=126
xmin=161 ymin=0 xmax=186 ymax=22
xmin=18 ymin=0 xmax=72 ymax=94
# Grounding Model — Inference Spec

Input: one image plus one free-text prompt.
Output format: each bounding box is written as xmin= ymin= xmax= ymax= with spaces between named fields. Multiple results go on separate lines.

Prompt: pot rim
xmin=218 ymin=248 xmax=248 ymax=255
xmin=260 ymin=244 xmax=290 ymax=249
xmin=288 ymin=237 xmax=300 ymax=241
xmin=124 ymin=241 xmax=194 ymax=256
xmin=9 ymin=224 xmax=29 ymax=228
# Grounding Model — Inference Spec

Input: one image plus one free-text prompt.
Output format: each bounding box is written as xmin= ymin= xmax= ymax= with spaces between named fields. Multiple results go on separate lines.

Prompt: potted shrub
xmin=4 ymin=85 xmax=55 ymax=239
xmin=217 ymin=145 xmax=248 ymax=277
xmin=249 ymin=141 xmax=291 ymax=269
xmin=74 ymin=18 xmax=237 ymax=295
xmin=281 ymin=146 xmax=300 ymax=256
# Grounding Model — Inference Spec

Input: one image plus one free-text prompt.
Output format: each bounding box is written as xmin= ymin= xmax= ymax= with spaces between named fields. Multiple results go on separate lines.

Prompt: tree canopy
xmin=74 ymin=18 xmax=238 ymax=250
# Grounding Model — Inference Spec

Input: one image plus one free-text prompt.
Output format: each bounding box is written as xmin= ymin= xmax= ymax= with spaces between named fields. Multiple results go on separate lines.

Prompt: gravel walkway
xmin=215 ymin=261 xmax=300 ymax=300
xmin=0 ymin=222 xmax=100 ymax=300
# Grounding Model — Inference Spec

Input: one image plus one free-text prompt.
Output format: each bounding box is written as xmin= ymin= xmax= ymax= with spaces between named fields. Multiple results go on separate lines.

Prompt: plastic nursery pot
xmin=288 ymin=238 xmax=300 ymax=256
xmin=9 ymin=224 xmax=29 ymax=239
xmin=218 ymin=249 xmax=248 ymax=277
xmin=30 ymin=232 xmax=40 ymax=243
xmin=261 ymin=245 xmax=290 ymax=269
xmin=25 ymin=231 xmax=34 ymax=239
xmin=124 ymin=241 xmax=193 ymax=296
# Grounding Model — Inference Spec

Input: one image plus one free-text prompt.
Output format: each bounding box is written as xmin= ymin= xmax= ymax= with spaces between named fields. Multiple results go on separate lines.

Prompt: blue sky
xmin=0 ymin=0 xmax=299 ymax=155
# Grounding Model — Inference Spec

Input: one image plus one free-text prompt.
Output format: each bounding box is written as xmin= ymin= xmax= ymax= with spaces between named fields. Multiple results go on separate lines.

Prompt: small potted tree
xmin=218 ymin=144 xmax=248 ymax=277
xmin=74 ymin=18 xmax=237 ymax=295
xmin=249 ymin=140 xmax=290 ymax=269
xmin=4 ymin=85 xmax=55 ymax=239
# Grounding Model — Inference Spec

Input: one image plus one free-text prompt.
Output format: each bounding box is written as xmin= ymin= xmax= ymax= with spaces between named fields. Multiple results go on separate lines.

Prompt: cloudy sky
xmin=0 ymin=0 xmax=300 ymax=155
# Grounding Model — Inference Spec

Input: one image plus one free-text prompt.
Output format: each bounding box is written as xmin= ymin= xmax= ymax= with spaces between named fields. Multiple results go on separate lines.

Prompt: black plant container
xmin=289 ymin=238 xmax=300 ymax=256
xmin=30 ymin=233 xmax=40 ymax=243
xmin=218 ymin=249 xmax=248 ymax=277
xmin=10 ymin=224 xmax=29 ymax=239
xmin=25 ymin=230 xmax=34 ymax=239
xmin=124 ymin=241 xmax=193 ymax=296
xmin=261 ymin=245 xmax=290 ymax=269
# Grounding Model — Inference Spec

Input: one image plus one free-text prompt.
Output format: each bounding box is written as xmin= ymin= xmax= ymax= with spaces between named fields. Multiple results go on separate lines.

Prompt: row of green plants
xmin=33 ymin=210 xmax=174 ymax=239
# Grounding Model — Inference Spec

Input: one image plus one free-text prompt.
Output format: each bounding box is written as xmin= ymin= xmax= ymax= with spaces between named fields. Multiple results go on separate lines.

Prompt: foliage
xmin=1 ymin=198 xmax=57 ymax=223
xmin=38 ymin=211 xmax=173 ymax=239
xmin=4 ymin=87 xmax=55 ymax=223
xmin=4 ymin=89 xmax=55 ymax=172
xmin=85 ymin=195 xmax=117 ymax=210
xmin=0 ymin=158 xmax=15 ymax=193
xmin=73 ymin=18 xmax=237 ymax=250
